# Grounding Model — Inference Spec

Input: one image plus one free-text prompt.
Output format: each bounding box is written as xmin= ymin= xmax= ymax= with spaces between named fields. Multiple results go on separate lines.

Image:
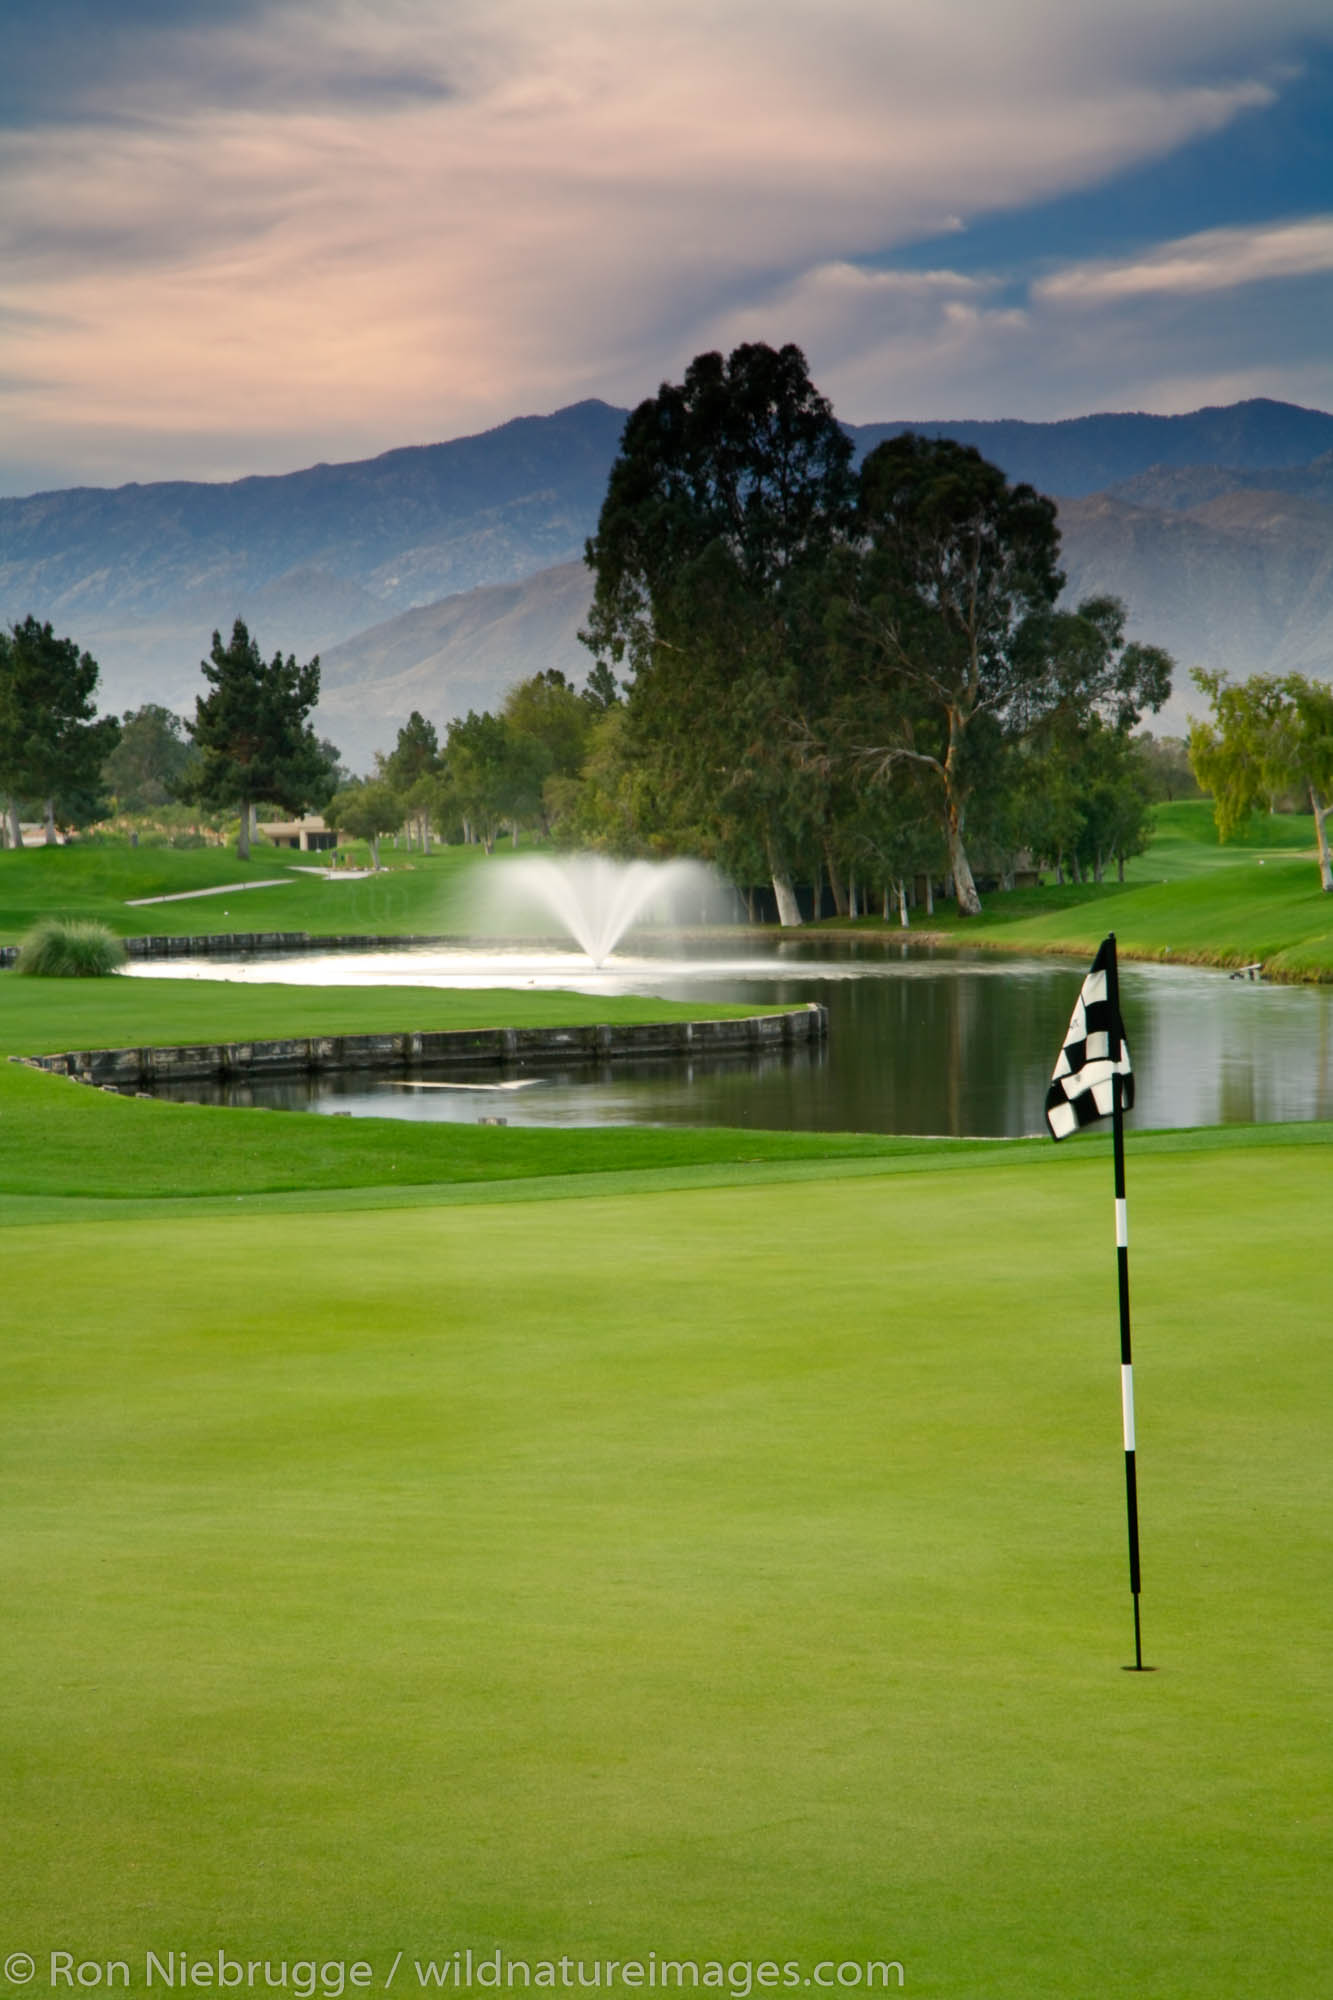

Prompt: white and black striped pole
xmin=1044 ymin=932 xmax=1150 ymax=1670
xmin=1104 ymin=938 xmax=1146 ymax=1671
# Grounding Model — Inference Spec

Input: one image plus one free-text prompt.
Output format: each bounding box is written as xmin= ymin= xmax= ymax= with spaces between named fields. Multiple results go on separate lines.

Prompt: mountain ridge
xmin=4 ymin=393 xmax=1333 ymax=757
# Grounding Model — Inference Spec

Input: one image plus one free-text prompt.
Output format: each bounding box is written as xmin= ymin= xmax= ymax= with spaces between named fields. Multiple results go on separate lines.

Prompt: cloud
xmin=0 ymin=0 xmax=452 ymax=129
xmin=697 ymin=245 xmax=1333 ymax=427
xmin=2 ymin=2 xmax=1332 ymax=488
xmin=1035 ymin=216 xmax=1333 ymax=302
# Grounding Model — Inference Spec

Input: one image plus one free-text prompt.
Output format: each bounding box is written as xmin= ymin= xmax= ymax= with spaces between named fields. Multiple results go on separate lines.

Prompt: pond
xmin=122 ymin=938 xmax=1333 ymax=1137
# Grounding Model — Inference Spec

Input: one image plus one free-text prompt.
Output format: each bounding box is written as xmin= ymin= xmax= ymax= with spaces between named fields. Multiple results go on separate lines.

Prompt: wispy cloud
xmin=1 ymin=2 xmax=1331 ymax=489
xmin=1036 ymin=216 xmax=1333 ymax=302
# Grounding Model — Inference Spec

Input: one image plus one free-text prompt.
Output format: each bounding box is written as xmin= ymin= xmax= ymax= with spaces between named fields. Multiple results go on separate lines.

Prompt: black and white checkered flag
xmin=1045 ymin=937 xmax=1133 ymax=1140
xmin=1043 ymin=934 xmax=1150 ymax=1668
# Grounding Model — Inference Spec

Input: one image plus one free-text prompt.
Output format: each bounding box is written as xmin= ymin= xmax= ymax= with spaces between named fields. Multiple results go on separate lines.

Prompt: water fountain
xmin=483 ymin=853 xmax=738 ymax=966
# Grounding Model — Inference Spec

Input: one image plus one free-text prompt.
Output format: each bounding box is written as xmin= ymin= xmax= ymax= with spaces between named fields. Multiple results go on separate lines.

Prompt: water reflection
xmin=123 ymin=939 xmax=1333 ymax=1137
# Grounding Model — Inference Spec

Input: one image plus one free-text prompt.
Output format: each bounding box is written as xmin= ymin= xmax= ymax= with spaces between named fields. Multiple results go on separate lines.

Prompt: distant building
xmin=258 ymin=814 xmax=339 ymax=852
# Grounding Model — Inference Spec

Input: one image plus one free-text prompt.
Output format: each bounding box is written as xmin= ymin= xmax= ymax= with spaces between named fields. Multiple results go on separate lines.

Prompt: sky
xmin=3 ymin=0 xmax=1333 ymax=496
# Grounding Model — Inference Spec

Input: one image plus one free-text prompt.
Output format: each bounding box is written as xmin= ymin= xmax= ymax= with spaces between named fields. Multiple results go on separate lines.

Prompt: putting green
xmin=2 ymin=1138 xmax=1327 ymax=1999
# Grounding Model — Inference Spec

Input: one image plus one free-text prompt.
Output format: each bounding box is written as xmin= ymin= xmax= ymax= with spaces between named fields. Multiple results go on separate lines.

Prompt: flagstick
xmin=1105 ymin=935 xmax=1148 ymax=1671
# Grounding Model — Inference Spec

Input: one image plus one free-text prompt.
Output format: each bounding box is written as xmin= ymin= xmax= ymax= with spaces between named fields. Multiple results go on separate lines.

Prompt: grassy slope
xmin=0 ymin=842 xmax=496 ymax=941
xmin=3 ymin=1140 xmax=1328 ymax=1998
xmin=824 ymin=803 xmax=1333 ymax=980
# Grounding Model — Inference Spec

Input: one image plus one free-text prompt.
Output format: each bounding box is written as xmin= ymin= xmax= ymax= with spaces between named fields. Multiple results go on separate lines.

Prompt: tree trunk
xmin=1 ymin=795 xmax=16 ymax=848
xmin=898 ymin=880 xmax=909 ymax=928
xmin=824 ymin=841 xmax=849 ymax=917
xmin=848 ymin=875 xmax=858 ymax=919
xmin=1312 ymin=786 xmax=1333 ymax=893
xmin=237 ymin=798 xmax=252 ymax=860
xmin=765 ymin=833 xmax=802 ymax=926
xmin=770 ymin=871 xmax=801 ymax=927
xmin=1055 ymin=853 xmax=1064 ymax=886
xmin=43 ymin=798 xmax=58 ymax=845
xmin=370 ymin=832 xmax=380 ymax=871
xmin=924 ymin=875 xmax=934 ymax=917
xmin=1093 ymin=853 xmax=1104 ymax=884
xmin=946 ymin=810 xmax=982 ymax=917
xmin=1117 ymin=853 xmax=1126 ymax=884
xmin=883 ymin=885 xmax=890 ymax=921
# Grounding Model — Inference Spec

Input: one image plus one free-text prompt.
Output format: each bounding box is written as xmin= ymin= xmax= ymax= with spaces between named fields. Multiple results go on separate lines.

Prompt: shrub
xmin=16 ymin=919 xmax=127 ymax=977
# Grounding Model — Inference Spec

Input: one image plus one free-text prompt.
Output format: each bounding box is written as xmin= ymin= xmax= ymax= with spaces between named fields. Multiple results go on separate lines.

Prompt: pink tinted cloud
xmin=0 ymin=0 xmax=1323 ymax=487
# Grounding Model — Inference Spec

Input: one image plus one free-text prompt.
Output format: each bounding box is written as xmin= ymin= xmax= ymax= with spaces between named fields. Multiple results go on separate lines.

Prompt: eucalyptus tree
xmin=327 ymin=778 xmax=402 ymax=870
xmin=378 ymin=711 xmax=442 ymax=849
xmin=841 ymin=439 xmax=1170 ymax=913
xmin=837 ymin=436 xmax=1064 ymax=914
xmin=583 ymin=341 xmax=856 ymax=922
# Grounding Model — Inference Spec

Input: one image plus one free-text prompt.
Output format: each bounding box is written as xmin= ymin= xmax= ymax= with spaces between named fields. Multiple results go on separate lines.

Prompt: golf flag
xmin=1045 ymin=936 xmax=1133 ymax=1139
xmin=1045 ymin=934 xmax=1149 ymax=1670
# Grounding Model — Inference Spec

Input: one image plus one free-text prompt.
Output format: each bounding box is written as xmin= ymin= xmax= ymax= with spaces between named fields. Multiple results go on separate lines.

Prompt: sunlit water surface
xmin=124 ymin=938 xmax=1333 ymax=1136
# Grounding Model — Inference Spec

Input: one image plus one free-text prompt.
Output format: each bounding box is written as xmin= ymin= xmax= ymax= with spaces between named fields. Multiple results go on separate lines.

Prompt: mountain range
xmin=3 ymin=395 xmax=1332 ymax=768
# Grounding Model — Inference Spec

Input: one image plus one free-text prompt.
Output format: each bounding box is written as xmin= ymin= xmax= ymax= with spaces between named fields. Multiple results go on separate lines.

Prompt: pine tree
xmin=180 ymin=621 xmax=331 ymax=859
xmin=0 ymin=618 xmax=120 ymax=845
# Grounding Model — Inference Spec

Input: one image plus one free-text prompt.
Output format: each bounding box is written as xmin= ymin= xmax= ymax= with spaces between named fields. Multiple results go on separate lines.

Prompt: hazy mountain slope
xmin=5 ymin=393 xmax=1333 ymax=739
xmin=1106 ymin=449 xmax=1333 ymax=513
xmin=314 ymin=561 xmax=595 ymax=769
xmin=0 ymin=399 xmax=626 ymax=606
xmin=322 ymin=481 xmax=1333 ymax=765
xmin=1057 ymin=488 xmax=1333 ymax=730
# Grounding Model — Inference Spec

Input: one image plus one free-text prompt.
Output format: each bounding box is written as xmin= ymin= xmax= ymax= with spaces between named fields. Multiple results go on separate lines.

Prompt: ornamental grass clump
xmin=16 ymin=919 xmax=126 ymax=977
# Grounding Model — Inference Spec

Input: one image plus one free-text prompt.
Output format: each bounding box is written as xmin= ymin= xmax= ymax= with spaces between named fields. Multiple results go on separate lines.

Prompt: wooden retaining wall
xmin=16 ymin=1005 xmax=828 ymax=1089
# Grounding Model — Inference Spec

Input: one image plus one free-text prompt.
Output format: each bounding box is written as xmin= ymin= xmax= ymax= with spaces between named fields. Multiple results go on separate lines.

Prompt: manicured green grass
xmin=2 ymin=823 xmax=1326 ymax=1993
xmin=1123 ymin=798 xmax=1319 ymax=878
xmin=0 ymin=843 xmax=507 ymax=943
xmin=2 ymin=1135 xmax=1327 ymax=1997
xmin=923 ymin=855 xmax=1333 ymax=979
xmin=823 ymin=803 xmax=1333 ymax=979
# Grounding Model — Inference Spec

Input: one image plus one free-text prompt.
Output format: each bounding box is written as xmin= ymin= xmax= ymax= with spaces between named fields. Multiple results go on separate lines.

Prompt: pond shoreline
xmin=1 ymin=918 xmax=1326 ymax=984
xmin=746 ymin=923 xmax=1331 ymax=984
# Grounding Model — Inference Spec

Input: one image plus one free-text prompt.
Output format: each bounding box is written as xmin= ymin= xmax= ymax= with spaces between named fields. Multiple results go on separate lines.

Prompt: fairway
xmin=3 ymin=1139 xmax=1328 ymax=2000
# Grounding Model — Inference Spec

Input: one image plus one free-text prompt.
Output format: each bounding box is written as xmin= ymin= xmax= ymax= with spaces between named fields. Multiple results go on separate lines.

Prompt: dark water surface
xmin=126 ymin=939 xmax=1333 ymax=1136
